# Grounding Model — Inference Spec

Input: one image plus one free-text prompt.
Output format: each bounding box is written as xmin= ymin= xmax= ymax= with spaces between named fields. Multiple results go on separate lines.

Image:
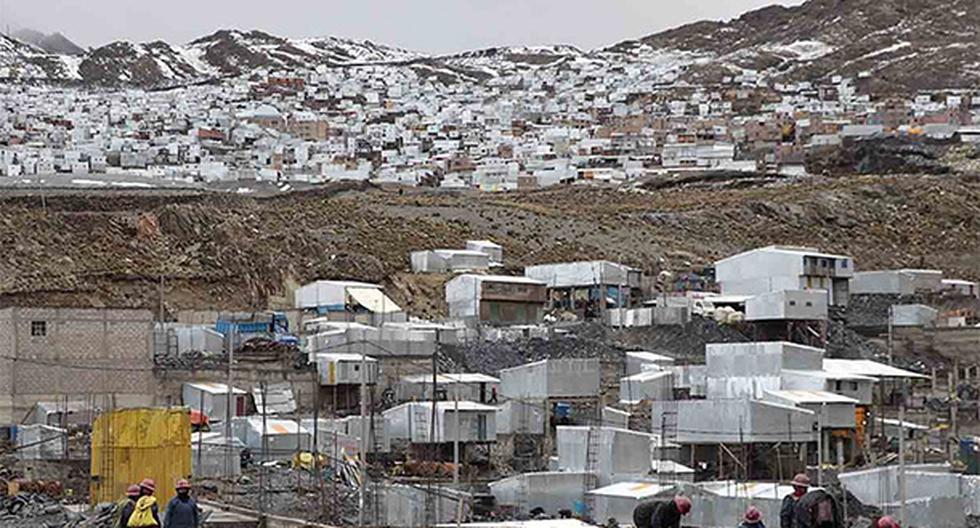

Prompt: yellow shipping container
xmin=90 ymin=407 xmax=192 ymax=506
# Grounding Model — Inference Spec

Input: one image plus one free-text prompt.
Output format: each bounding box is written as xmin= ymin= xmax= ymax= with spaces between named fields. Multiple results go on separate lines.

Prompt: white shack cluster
xmin=4 ymin=241 xmax=980 ymax=528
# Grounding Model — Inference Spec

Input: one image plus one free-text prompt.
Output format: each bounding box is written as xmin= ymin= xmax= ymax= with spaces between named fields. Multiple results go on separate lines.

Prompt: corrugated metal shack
xmin=90 ymin=407 xmax=192 ymax=506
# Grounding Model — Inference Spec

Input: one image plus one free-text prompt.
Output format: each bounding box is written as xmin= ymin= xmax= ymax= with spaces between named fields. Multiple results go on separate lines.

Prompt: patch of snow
xmin=175 ymin=45 xmax=218 ymax=76
xmin=859 ymin=41 xmax=912 ymax=61
xmin=764 ymin=40 xmax=835 ymax=61
xmin=71 ymin=179 xmax=108 ymax=187
xmin=59 ymin=55 xmax=83 ymax=80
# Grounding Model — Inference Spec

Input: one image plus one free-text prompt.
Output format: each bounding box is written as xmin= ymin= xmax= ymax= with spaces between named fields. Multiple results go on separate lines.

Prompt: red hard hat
xmin=673 ymin=496 xmax=692 ymax=515
xmin=175 ymin=479 xmax=191 ymax=490
xmin=744 ymin=506 xmax=762 ymax=522
xmin=877 ymin=516 xmax=900 ymax=528
xmin=126 ymin=485 xmax=141 ymax=497
xmin=791 ymin=473 xmax=811 ymax=488
xmin=139 ymin=478 xmax=156 ymax=493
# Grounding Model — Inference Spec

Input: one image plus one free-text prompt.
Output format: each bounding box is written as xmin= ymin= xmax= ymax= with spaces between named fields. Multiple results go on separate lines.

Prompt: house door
xmin=236 ymin=396 xmax=247 ymax=416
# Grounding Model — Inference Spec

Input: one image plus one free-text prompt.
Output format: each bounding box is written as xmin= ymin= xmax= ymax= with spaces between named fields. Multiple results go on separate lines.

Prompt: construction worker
xmin=632 ymin=495 xmax=692 ymax=528
xmin=740 ymin=506 xmax=765 ymax=528
xmin=115 ymin=485 xmax=141 ymax=528
xmin=781 ymin=473 xmax=810 ymax=528
xmin=124 ymin=478 xmax=162 ymax=527
xmin=163 ymin=479 xmax=200 ymax=528
xmin=876 ymin=516 xmax=900 ymax=528
xmin=793 ymin=488 xmax=842 ymax=528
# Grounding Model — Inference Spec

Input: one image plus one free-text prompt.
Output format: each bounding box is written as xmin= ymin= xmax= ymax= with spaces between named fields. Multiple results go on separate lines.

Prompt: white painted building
xmin=715 ymin=245 xmax=854 ymax=307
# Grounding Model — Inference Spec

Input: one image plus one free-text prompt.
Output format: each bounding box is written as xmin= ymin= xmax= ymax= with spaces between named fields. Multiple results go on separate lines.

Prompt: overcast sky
xmin=2 ymin=0 xmax=804 ymax=53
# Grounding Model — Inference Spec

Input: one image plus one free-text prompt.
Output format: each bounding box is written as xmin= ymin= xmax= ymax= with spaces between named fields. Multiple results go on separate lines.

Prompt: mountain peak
xmin=11 ymin=28 xmax=85 ymax=55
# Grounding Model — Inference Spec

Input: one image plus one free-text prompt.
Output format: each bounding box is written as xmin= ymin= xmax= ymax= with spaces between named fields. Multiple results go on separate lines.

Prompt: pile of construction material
xmin=0 ymin=494 xmax=117 ymax=528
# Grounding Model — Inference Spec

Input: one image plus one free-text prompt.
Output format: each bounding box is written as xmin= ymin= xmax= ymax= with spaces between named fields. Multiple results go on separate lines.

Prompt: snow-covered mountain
xmin=608 ymin=0 xmax=980 ymax=92
xmin=0 ymin=34 xmax=81 ymax=81
xmin=1 ymin=0 xmax=978 ymax=91
xmin=0 ymin=29 xmax=422 ymax=86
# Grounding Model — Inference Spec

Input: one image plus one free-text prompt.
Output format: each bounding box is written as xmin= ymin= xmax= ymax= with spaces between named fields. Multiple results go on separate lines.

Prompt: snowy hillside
xmin=1 ymin=0 xmax=978 ymax=91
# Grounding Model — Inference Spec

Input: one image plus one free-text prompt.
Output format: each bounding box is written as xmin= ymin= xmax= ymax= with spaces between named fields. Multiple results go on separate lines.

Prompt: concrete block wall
xmin=0 ymin=311 xmax=14 ymax=422
xmin=0 ymin=308 xmax=155 ymax=423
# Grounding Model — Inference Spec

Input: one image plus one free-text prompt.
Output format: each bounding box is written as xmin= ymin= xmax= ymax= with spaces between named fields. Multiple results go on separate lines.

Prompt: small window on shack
xmin=31 ymin=321 xmax=47 ymax=337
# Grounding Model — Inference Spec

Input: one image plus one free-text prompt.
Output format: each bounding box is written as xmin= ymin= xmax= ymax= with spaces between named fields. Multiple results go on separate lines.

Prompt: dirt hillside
xmin=2 ymin=174 xmax=980 ymax=317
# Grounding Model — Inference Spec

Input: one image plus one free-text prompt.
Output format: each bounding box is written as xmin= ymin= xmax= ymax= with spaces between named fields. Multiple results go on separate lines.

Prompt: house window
xmin=850 ymin=382 xmax=859 ymax=391
xmin=30 ymin=321 xmax=47 ymax=337
xmin=805 ymin=301 xmax=813 ymax=307
xmin=353 ymin=364 xmax=360 ymax=371
xmin=834 ymin=381 xmax=843 ymax=391
xmin=789 ymin=300 xmax=797 ymax=306
xmin=841 ymin=259 xmax=849 ymax=268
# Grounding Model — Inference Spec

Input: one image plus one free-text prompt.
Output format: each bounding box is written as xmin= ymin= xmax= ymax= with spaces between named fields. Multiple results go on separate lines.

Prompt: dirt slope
xmin=2 ymin=175 xmax=980 ymax=316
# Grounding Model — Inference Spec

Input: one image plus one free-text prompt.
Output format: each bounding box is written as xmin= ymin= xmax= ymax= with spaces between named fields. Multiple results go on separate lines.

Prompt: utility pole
xmin=260 ymin=381 xmax=268 ymax=518
xmin=887 ymin=305 xmax=894 ymax=366
xmin=196 ymin=389 xmax=205 ymax=473
xmin=817 ymin=403 xmax=825 ymax=487
xmin=158 ymin=275 xmax=165 ymax=322
xmin=658 ymin=414 xmax=667 ymax=485
xmin=358 ymin=337 xmax=368 ymax=528
xmin=899 ymin=382 xmax=908 ymax=528
xmin=453 ymin=390 xmax=460 ymax=485
xmin=224 ymin=324 xmax=236 ymax=477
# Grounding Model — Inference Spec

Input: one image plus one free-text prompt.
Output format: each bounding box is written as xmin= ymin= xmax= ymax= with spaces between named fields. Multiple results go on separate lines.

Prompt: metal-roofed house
xmin=305 ymin=321 xmax=459 ymax=359
xmin=229 ymin=416 xmax=312 ymax=461
xmin=466 ymin=240 xmax=503 ymax=265
xmin=715 ymin=245 xmax=854 ymax=307
xmin=704 ymin=342 xmax=823 ymax=400
xmin=625 ymin=351 xmax=675 ymax=377
xmin=850 ymin=269 xmax=944 ymax=295
xmin=294 ymin=280 xmax=406 ymax=325
xmin=411 ymin=249 xmax=491 ymax=274
xmin=25 ymin=400 xmax=100 ymax=427
xmin=649 ymin=341 xmax=838 ymax=480
xmin=689 ymin=481 xmax=801 ymax=528
xmin=252 ymin=382 xmax=298 ymax=416
xmin=661 ymin=340 xmax=927 ymax=479
xmin=499 ymin=358 xmax=601 ymax=401
xmin=182 ymin=382 xmax=249 ymax=422
xmin=587 ymin=482 xmax=677 ymax=525
xmin=446 ymin=274 xmax=547 ymax=326
xmin=745 ymin=289 xmax=828 ymax=321
xmin=556 ymin=426 xmax=673 ymax=486
xmin=620 ymin=369 xmax=674 ymax=404
xmin=383 ymin=401 xmax=497 ymax=448
xmin=524 ymin=260 xmax=642 ymax=320
xmin=395 ymin=373 xmax=500 ymax=404
xmin=488 ymin=471 xmax=591 ymax=518
xmin=762 ymin=389 xmax=859 ymax=449
xmin=822 ymin=359 xmax=929 ymax=382
xmin=313 ymin=352 xmax=379 ymax=411
xmin=652 ymin=398 xmax=817 ymax=445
